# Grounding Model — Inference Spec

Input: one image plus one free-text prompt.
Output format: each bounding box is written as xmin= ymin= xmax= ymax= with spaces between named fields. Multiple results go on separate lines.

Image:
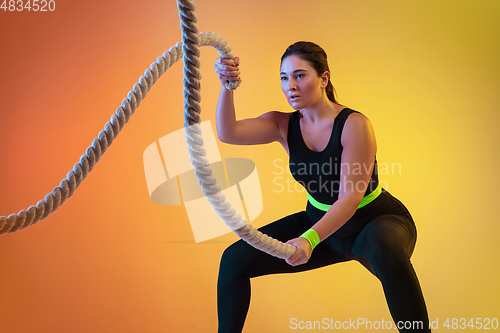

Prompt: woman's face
xmin=280 ymin=54 xmax=326 ymax=110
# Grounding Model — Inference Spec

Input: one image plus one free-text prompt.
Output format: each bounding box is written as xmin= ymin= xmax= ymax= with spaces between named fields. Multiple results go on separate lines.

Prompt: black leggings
xmin=217 ymin=190 xmax=430 ymax=332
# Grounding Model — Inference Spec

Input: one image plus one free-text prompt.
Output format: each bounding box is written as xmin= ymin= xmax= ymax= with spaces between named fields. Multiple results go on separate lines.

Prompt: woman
xmin=214 ymin=41 xmax=430 ymax=333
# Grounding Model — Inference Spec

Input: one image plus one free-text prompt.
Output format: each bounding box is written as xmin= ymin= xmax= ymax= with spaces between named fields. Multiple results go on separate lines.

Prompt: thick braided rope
xmin=178 ymin=0 xmax=296 ymax=259
xmin=0 ymin=33 xmax=238 ymax=237
xmin=0 ymin=40 xmax=187 ymax=236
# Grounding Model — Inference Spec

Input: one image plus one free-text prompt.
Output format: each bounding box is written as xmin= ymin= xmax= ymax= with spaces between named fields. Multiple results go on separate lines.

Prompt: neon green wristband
xmin=299 ymin=229 xmax=320 ymax=251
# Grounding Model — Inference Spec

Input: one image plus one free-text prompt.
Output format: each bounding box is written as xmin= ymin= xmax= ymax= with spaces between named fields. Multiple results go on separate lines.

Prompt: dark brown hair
xmin=281 ymin=41 xmax=338 ymax=104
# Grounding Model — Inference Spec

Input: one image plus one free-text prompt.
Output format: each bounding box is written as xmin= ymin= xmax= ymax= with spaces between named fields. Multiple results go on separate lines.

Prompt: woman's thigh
xmin=350 ymin=214 xmax=417 ymax=276
xmin=219 ymin=211 xmax=351 ymax=279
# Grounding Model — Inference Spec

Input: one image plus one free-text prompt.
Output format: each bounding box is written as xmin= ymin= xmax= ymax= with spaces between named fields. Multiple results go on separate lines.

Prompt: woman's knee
xmin=219 ymin=240 xmax=248 ymax=274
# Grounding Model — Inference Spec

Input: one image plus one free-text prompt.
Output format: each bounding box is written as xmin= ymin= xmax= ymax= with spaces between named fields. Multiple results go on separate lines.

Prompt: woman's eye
xmin=280 ymin=77 xmax=288 ymax=81
xmin=297 ymin=74 xmax=304 ymax=79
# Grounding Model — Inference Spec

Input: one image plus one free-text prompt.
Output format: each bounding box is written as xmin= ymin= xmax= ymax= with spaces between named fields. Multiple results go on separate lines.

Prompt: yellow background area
xmin=0 ymin=0 xmax=499 ymax=332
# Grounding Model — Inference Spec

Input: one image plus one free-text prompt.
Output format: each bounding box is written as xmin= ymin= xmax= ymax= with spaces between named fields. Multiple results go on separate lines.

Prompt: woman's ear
xmin=321 ymin=71 xmax=330 ymax=88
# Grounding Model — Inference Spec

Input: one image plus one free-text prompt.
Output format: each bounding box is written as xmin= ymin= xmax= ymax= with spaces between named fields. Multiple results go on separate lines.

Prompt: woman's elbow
xmin=217 ymin=131 xmax=236 ymax=144
xmin=218 ymin=133 xmax=230 ymax=144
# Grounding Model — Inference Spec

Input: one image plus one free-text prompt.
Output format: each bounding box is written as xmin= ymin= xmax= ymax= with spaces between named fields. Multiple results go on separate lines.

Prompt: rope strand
xmin=0 ymin=41 xmax=184 ymax=236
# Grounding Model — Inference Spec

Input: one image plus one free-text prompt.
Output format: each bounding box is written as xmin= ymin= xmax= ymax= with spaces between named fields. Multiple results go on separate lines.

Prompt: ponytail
xmin=325 ymin=80 xmax=338 ymax=104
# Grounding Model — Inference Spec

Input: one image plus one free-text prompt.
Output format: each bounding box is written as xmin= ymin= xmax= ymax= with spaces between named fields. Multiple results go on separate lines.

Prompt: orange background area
xmin=1 ymin=0 xmax=499 ymax=332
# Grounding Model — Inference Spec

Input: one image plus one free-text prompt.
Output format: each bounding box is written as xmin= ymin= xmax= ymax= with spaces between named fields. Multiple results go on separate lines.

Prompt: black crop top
xmin=287 ymin=108 xmax=379 ymax=222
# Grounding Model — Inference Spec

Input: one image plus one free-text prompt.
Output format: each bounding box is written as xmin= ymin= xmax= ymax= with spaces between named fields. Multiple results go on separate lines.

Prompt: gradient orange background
xmin=1 ymin=0 xmax=499 ymax=332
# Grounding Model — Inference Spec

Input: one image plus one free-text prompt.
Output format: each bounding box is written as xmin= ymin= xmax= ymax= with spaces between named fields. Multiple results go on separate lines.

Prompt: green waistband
xmin=307 ymin=183 xmax=382 ymax=212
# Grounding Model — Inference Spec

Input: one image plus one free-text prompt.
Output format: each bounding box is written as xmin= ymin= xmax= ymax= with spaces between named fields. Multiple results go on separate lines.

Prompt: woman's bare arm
xmin=214 ymin=57 xmax=287 ymax=147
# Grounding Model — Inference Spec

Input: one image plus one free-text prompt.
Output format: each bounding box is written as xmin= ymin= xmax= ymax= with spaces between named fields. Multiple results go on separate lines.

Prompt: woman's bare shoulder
xmin=342 ymin=111 xmax=377 ymax=153
xmin=258 ymin=110 xmax=293 ymax=128
xmin=344 ymin=111 xmax=373 ymax=131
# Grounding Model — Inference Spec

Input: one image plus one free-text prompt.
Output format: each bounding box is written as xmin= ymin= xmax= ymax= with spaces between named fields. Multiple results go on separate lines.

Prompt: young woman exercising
xmin=214 ymin=41 xmax=431 ymax=333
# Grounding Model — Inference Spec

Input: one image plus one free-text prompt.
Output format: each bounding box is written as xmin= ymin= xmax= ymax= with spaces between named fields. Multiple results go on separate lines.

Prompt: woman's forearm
xmin=311 ymin=194 xmax=359 ymax=242
xmin=215 ymin=85 xmax=237 ymax=143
